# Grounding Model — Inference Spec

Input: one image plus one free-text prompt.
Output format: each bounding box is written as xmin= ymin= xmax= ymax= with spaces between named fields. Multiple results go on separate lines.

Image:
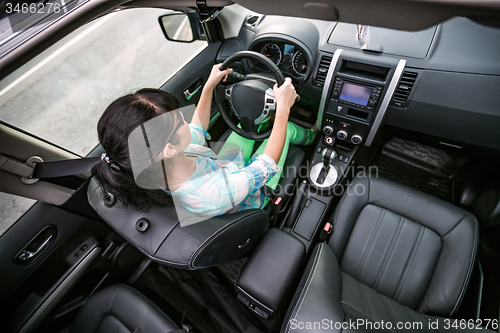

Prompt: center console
xmin=234 ymin=48 xmax=407 ymax=324
xmin=310 ymin=48 xmax=406 ymax=191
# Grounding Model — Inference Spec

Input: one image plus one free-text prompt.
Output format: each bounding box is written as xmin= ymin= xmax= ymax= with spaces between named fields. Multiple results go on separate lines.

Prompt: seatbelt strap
xmin=32 ymin=157 xmax=100 ymax=179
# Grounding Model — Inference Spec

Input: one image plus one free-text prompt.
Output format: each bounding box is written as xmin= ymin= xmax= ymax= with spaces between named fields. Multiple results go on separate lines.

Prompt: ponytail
xmin=92 ymin=88 xmax=180 ymax=211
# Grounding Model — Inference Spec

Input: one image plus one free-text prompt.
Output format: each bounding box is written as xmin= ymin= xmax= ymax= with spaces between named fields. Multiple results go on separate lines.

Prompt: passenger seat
xmin=281 ymin=176 xmax=486 ymax=332
xmin=69 ymin=284 xmax=181 ymax=333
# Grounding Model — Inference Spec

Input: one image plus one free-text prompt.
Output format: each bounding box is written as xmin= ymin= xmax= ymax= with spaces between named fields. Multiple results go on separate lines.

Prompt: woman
xmin=93 ymin=64 xmax=316 ymax=217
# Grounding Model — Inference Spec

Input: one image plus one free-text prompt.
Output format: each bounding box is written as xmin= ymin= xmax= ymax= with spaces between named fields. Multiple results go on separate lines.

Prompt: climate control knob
xmin=337 ymin=130 xmax=348 ymax=140
xmin=351 ymin=134 xmax=363 ymax=144
xmin=323 ymin=126 xmax=333 ymax=135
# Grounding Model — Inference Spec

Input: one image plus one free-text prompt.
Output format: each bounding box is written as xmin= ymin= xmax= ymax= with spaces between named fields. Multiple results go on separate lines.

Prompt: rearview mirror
xmin=158 ymin=12 xmax=205 ymax=43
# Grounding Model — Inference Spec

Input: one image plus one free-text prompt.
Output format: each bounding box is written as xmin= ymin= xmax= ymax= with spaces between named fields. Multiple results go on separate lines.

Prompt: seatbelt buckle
xmin=319 ymin=222 xmax=333 ymax=241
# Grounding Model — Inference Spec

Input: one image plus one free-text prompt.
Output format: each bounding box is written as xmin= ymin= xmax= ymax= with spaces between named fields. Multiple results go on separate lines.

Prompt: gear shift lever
xmin=316 ymin=148 xmax=337 ymax=184
xmin=309 ymin=148 xmax=339 ymax=188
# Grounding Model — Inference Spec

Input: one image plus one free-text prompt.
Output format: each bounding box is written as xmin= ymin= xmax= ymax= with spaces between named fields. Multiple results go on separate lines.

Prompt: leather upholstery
xmin=281 ymin=176 xmax=481 ymax=332
xmin=88 ymin=130 xmax=304 ymax=269
xmin=237 ymin=228 xmax=306 ymax=312
xmin=70 ymin=284 xmax=178 ymax=333
xmin=329 ymin=176 xmax=478 ymax=317
xmin=88 ymin=179 xmax=269 ymax=269
xmin=283 ymin=244 xmax=487 ymax=333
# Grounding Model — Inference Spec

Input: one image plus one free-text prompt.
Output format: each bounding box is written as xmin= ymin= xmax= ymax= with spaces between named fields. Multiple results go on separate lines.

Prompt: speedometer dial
xmin=292 ymin=50 xmax=308 ymax=74
xmin=261 ymin=43 xmax=282 ymax=66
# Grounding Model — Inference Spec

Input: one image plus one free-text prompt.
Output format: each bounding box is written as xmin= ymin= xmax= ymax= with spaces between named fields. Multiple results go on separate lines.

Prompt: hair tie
xmin=101 ymin=153 xmax=121 ymax=171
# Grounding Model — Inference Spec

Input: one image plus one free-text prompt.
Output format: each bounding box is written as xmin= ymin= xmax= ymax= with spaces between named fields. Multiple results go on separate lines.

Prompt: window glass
xmin=0 ymin=8 xmax=207 ymax=235
xmin=0 ymin=7 xmax=207 ymax=155
xmin=0 ymin=193 xmax=36 ymax=235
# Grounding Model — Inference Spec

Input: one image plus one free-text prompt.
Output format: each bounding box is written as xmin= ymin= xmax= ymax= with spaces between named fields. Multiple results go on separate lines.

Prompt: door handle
xmin=183 ymin=85 xmax=202 ymax=100
xmin=18 ymin=235 xmax=54 ymax=262
xmin=15 ymin=225 xmax=57 ymax=264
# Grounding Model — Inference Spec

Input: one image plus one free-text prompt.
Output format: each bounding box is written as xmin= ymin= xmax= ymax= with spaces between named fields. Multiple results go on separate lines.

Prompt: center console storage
xmin=236 ymin=228 xmax=305 ymax=319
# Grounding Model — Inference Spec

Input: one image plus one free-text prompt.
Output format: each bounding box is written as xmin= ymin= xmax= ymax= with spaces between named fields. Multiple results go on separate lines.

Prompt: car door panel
xmin=160 ymin=40 xmax=221 ymax=107
xmin=0 ymin=11 xmax=223 ymax=332
xmin=0 ymin=123 xmax=80 ymax=205
xmin=0 ymin=194 xmax=139 ymax=333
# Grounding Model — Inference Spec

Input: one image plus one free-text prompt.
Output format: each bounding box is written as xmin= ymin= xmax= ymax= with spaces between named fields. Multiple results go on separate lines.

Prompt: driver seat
xmin=87 ymin=136 xmax=304 ymax=269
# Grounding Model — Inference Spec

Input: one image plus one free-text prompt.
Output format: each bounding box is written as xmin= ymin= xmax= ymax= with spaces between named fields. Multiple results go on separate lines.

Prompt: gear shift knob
xmin=321 ymin=148 xmax=337 ymax=166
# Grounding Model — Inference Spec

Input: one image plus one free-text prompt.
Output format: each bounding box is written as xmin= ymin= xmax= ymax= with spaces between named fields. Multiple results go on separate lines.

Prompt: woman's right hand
xmin=273 ymin=78 xmax=296 ymax=116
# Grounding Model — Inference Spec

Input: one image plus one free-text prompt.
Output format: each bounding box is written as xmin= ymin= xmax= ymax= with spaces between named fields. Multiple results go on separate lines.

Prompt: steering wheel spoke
xmin=215 ymin=51 xmax=285 ymax=140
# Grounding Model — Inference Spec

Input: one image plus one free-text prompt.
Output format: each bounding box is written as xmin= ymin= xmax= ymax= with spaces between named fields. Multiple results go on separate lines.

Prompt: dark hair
xmin=92 ymin=88 xmax=180 ymax=211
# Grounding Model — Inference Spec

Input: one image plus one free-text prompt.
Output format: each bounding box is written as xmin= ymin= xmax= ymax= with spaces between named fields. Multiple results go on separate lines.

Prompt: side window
xmin=0 ymin=8 xmax=207 ymax=235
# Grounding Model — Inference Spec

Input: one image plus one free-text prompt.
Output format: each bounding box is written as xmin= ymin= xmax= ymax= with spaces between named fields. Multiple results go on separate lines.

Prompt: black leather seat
xmin=282 ymin=176 xmax=481 ymax=332
xmin=70 ymin=284 xmax=179 ymax=333
xmin=88 ymin=129 xmax=305 ymax=269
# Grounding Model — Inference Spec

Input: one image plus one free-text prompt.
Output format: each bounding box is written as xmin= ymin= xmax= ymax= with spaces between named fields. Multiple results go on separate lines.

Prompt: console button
xmin=323 ymin=126 xmax=334 ymax=135
xmin=343 ymin=156 xmax=350 ymax=163
xmin=339 ymin=122 xmax=352 ymax=129
xmin=338 ymin=154 xmax=345 ymax=161
xmin=337 ymin=130 xmax=348 ymax=140
xmin=351 ymin=134 xmax=363 ymax=144
xmin=368 ymin=100 xmax=376 ymax=107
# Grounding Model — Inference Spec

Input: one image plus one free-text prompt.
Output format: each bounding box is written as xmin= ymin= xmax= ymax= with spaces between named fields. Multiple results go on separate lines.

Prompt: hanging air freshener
xmin=356 ymin=24 xmax=371 ymax=49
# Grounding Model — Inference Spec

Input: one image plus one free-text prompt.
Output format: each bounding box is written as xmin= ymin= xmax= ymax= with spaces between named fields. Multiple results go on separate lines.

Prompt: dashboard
xmin=222 ymin=13 xmax=500 ymax=151
xmin=250 ymin=40 xmax=309 ymax=78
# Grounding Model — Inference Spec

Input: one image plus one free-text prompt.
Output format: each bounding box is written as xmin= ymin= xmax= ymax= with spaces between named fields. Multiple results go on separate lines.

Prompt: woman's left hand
xmin=205 ymin=64 xmax=233 ymax=90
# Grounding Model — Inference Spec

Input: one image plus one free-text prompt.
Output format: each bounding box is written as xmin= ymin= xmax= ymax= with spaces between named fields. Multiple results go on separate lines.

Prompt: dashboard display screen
xmin=339 ymin=83 xmax=372 ymax=106
xmin=283 ymin=44 xmax=295 ymax=63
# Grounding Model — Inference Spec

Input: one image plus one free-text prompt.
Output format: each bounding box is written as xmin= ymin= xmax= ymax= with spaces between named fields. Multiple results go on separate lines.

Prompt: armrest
xmin=237 ymin=228 xmax=306 ymax=319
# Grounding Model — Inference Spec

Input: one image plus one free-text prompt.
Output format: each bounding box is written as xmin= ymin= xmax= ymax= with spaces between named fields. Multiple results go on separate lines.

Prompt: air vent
xmin=390 ymin=71 xmax=418 ymax=107
xmin=245 ymin=15 xmax=260 ymax=28
xmin=314 ymin=54 xmax=332 ymax=87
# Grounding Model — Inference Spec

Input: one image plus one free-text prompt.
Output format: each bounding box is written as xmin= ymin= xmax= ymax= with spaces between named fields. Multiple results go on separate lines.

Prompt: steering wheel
xmin=215 ymin=51 xmax=285 ymax=140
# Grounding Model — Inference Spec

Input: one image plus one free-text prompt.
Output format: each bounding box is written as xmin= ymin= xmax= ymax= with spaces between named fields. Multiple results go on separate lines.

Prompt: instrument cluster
xmin=251 ymin=41 xmax=309 ymax=78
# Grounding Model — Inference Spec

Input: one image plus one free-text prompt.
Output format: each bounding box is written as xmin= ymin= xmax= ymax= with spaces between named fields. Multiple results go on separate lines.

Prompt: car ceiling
xmin=230 ymin=0 xmax=500 ymax=31
xmin=1 ymin=0 xmax=499 ymax=82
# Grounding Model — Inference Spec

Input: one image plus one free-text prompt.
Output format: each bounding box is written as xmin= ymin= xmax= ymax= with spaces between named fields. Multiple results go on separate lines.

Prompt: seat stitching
xmin=332 ymin=177 xmax=359 ymax=231
xmin=342 ymin=301 xmax=397 ymax=333
xmin=449 ymin=215 xmax=478 ymax=316
xmin=380 ymin=295 xmax=400 ymax=332
xmin=354 ymin=209 xmax=386 ymax=278
xmin=441 ymin=214 xmax=466 ymax=238
xmin=374 ymin=215 xmax=404 ymax=291
xmin=359 ymin=280 xmax=372 ymax=318
xmin=331 ymin=175 xmax=366 ymax=251
xmin=401 ymin=305 xmax=426 ymax=333
xmin=284 ymin=243 xmax=324 ymax=333
xmin=394 ymin=225 xmax=425 ymax=302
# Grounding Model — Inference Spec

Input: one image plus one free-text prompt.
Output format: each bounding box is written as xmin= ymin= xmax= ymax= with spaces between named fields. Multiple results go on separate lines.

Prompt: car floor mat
xmin=375 ymin=137 xmax=468 ymax=202
xmin=158 ymin=265 xmax=266 ymax=333
xmin=134 ymin=267 xmax=218 ymax=333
